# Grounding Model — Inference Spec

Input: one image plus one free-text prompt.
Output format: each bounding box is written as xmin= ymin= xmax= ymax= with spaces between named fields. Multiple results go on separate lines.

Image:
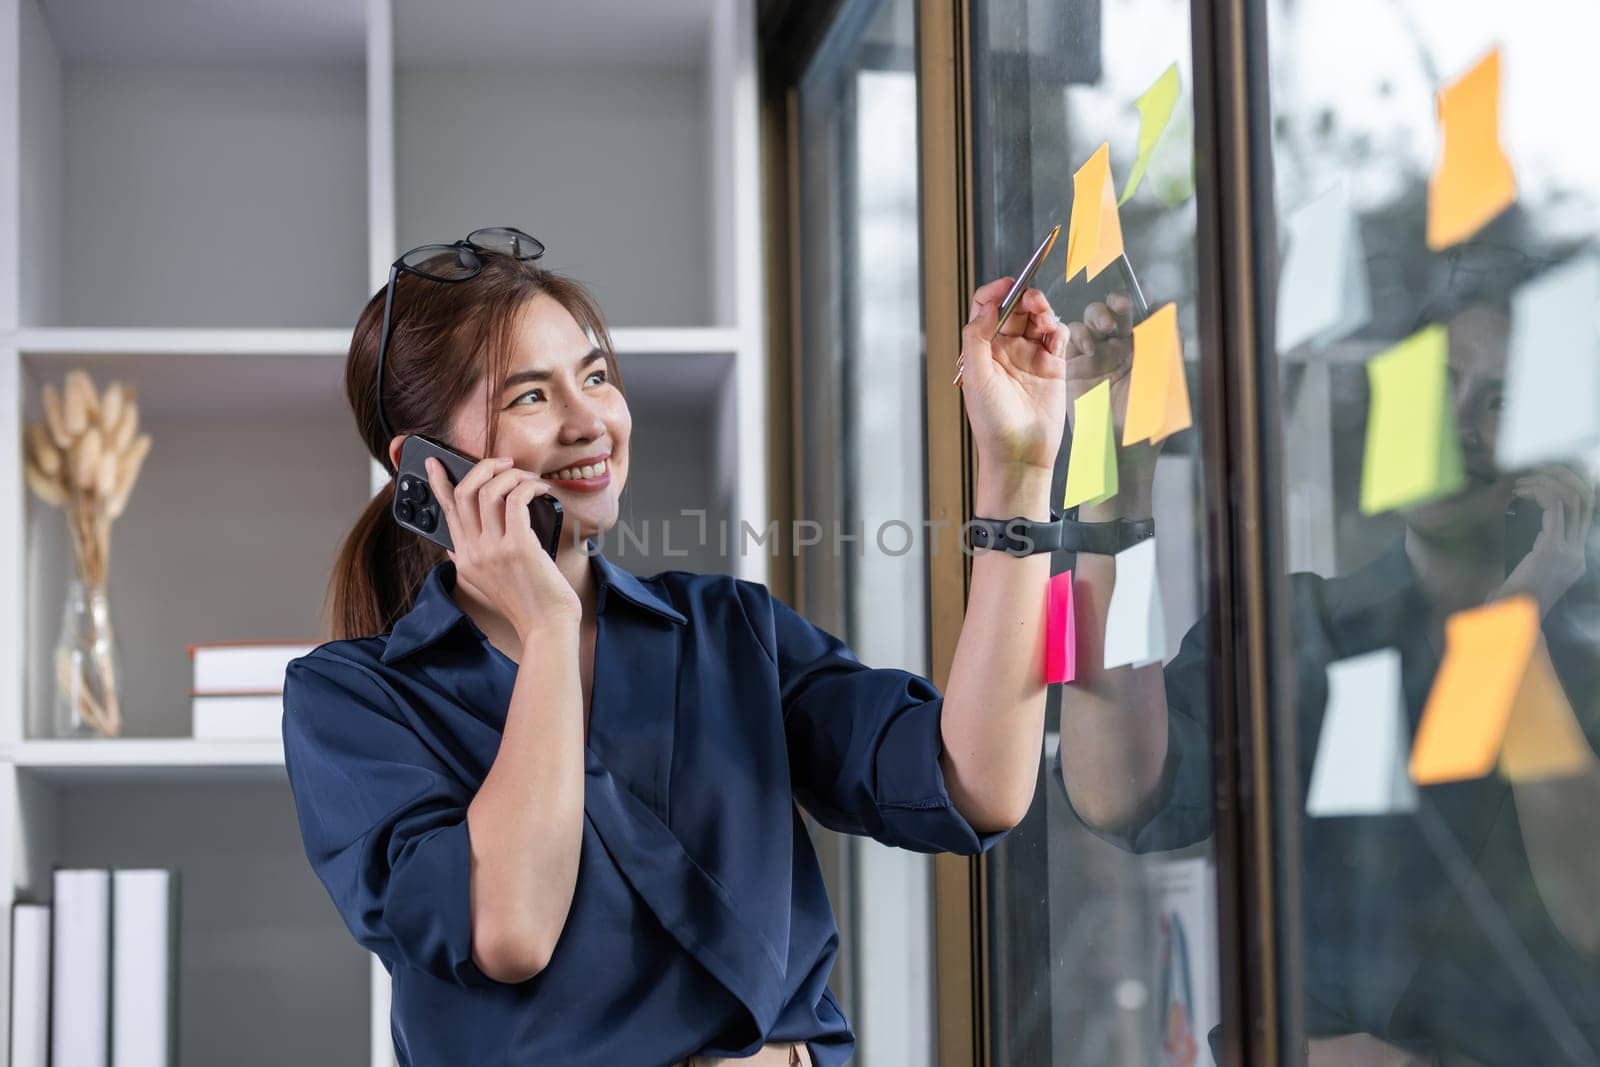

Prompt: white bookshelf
xmin=3 ymin=740 xmax=286 ymax=784
xmin=0 ymin=0 xmax=767 ymax=1064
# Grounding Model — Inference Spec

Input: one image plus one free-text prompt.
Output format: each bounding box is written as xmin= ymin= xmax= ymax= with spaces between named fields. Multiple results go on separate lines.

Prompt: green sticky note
xmin=1064 ymin=380 xmax=1119 ymax=509
xmin=1120 ymin=64 xmax=1181 ymax=206
xmin=1360 ymin=325 xmax=1465 ymax=515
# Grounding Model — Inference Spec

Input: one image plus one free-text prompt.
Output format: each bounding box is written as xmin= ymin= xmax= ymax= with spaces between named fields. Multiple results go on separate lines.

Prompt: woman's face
xmin=447 ymin=293 xmax=631 ymax=544
xmin=1400 ymin=305 xmax=1514 ymax=538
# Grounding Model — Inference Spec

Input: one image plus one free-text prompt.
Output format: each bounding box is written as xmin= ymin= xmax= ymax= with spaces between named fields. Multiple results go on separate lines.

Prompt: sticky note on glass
xmin=1410 ymin=597 xmax=1597 ymax=785
xmin=1064 ymin=380 xmax=1118 ymax=508
xmin=1277 ymin=183 xmax=1372 ymax=353
xmin=1427 ymin=47 xmax=1517 ymax=251
xmin=1495 ymin=255 xmax=1600 ymax=470
xmin=1119 ymin=64 xmax=1180 ymax=206
xmin=1359 ymin=325 xmax=1465 ymax=515
xmin=1103 ymin=538 xmax=1165 ymax=669
xmin=1045 ymin=570 xmax=1076 ymax=684
xmin=1307 ymin=649 xmax=1418 ymax=817
xmin=1123 ymin=303 xmax=1192 ymax=446
xmin=1065 ymin=143 xmax=1126 ymax=283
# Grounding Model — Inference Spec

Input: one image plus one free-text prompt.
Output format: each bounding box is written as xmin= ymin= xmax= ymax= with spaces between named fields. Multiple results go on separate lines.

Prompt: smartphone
xmin=1506 ymin=496 xmax=1544 ymax=574
xmin=393 ymin=434 xmax=563 ymax=558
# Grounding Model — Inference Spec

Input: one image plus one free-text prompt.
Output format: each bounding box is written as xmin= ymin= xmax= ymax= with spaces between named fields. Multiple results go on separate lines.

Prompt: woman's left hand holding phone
xmin=423 ymin=455 xmax=582 ymax=641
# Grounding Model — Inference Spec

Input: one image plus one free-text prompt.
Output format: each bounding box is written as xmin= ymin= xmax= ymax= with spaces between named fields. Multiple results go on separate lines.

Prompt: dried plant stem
xmin=25 ymin=373 xmax=145 ymax=738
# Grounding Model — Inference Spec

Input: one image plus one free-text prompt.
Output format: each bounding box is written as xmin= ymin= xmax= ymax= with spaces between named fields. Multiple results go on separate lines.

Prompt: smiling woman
xmin=327 ymin=252 xmax=627 ymax=642
xmin=279 ymin=225 xmax=1062 ymax=1065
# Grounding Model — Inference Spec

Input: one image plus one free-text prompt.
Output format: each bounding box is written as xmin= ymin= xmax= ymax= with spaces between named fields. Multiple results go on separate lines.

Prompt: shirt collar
xmin=380 ymin=545 xmax=687 ymax=664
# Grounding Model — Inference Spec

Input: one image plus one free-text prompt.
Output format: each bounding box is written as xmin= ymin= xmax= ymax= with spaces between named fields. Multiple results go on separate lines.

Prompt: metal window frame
xmin=761 ymin=0 xmax=1297 ymax=1063
xmin=1191 ymin=1 xmax=1303 ymax=1063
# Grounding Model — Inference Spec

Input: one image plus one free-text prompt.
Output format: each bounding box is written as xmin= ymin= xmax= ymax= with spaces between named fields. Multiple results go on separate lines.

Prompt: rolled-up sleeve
xmin=762 ymin=592 xmax=1008 ymax=856
xmin=281 ymin=654 xmax=497 ymax=987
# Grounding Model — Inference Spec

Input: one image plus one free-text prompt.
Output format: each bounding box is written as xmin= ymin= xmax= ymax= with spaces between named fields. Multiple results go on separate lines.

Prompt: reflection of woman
xmin=281 ymin=239 xmax=1066 ymax=1066
xmin=1055 ymin=265 xmax=1600 ymax=1066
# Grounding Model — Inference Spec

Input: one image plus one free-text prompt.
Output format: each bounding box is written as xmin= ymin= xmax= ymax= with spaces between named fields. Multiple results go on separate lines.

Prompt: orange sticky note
xmin=1045 ymin=570 xmax=1076 ymax=684
xmin=1065 ymin=143 xmax=1126 ymax=283
xmin=1427 ymin=47 xmax=1517 ymax=251
xmin=1123 ymin=303 xmax=1192 ymax=445
xmin=1410 ymin=597 xmax=1597 ymax=785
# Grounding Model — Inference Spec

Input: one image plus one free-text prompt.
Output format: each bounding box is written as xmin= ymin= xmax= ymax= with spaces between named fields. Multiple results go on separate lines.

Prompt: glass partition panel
xmin=796 ymin=1 xmax=932 ymax=1062
xmin=972 ymin=1 xmax=1224 ymax=1063
xmin=1264 ymin=3 xmax=1600 ymax=1064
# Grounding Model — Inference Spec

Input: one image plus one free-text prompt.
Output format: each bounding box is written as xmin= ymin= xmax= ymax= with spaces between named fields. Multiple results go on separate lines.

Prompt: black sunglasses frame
xmin=373 ymin=227 xmax=546 ymax=451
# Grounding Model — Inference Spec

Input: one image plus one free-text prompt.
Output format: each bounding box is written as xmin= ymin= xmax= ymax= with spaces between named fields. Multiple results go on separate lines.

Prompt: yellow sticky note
xmin=1065 ymin=143 xmax=1126 ymax=283
xmin=1122 ymin=303 xmax=1192 ymax=446
xmin=1120 ymin=64 xmax=1181 ymax=206
xmin=1359 ymin=325 xmax=1464 ymax=515
xmin=1427 ymin=47 xmax=1517 ymax=251
xmin=1064 ymin=380 xmax=1118 ymax=508
xmin=1410 ymin=598 xmax=1597 ymax=785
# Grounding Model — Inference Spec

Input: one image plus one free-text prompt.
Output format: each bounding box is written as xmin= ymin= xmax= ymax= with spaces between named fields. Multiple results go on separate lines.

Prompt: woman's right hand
xmin=1063 ymin=289 xmax=1161 ymax=511
xmin=424 ymin=455 xmax=582 ymax=639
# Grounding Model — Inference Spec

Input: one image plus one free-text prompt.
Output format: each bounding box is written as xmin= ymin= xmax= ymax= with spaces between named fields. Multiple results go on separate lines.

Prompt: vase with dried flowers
xmin=23 ymin=370 xmax=152 ymax=738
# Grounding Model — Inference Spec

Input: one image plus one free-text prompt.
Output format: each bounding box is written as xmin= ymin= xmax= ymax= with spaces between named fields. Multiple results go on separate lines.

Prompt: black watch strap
xmin=965 ymin=511 xmax=1066 ymax=556
xmin=965 ymin=508 xmax=1154 ymax=557
xmin=1059 ymin=506 xmax=1155 ymax=555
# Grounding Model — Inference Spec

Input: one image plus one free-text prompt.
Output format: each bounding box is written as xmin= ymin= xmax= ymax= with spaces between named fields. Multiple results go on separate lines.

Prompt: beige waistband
xmin=677 ymin=1041 xmax=812 ymax=1067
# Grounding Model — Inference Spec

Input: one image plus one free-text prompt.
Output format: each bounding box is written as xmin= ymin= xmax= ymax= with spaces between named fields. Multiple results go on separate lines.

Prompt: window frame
xmin=760 ymin=1 xmax=1297 ymax=1062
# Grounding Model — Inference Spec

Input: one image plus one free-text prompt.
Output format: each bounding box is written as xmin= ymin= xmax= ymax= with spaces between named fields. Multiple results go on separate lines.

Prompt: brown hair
xmin=326 ymin=252 xmax=624 ymax=641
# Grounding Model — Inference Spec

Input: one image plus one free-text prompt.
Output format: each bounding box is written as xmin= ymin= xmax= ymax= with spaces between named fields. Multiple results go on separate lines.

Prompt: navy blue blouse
xmin=282 ymin=549 xmax=1006 ymax=1067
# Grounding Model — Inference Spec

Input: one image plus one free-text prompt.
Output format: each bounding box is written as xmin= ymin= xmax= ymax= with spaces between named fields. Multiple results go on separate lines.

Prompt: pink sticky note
xmin=1046 ymin=570 xmax=1077 ymax=684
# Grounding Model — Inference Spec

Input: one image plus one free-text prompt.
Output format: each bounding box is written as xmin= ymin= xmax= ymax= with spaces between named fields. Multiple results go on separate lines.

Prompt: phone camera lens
xmin=396 ymin=500 xmax=415 ymax=523
xmin=400 ymin=475 xmax=432 ymax=504
xmin=415 ymin=508 xmax=437 ymax=533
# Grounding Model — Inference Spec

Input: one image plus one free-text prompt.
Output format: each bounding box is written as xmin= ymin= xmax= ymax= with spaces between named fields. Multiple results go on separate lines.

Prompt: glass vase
xmin=51 ymin=577 xmax=123 ymax=739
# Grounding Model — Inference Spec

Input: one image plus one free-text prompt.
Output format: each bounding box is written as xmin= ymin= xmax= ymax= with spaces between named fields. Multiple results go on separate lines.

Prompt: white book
xmin=112 ymin=869 xmax=179 ymax=1067
xmin=9 ymin=903 xmax=50 ymax=1067
xmin=52 ymin=868 xmax=111 ymax=1067
xmin=190 ymin=693 xmax=283 ymax=741
xmin=189 ymin=642 xmax=316 ymax=694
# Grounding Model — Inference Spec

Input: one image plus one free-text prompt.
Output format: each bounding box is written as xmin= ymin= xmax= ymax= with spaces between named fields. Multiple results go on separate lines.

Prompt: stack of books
xmin=9 ymin=868 xmax=179 ymax=1067
xmin=187 ymin=641 xmax=316 ymax=742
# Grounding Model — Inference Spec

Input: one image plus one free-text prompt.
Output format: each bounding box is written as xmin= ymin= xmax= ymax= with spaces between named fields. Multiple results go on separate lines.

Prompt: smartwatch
xmin=965 ymin=507 xmax=1154 ymax=557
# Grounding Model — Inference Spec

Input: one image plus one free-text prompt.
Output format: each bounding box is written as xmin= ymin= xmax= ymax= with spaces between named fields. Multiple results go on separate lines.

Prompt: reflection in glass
xmin=1264 ymin=4 xmax=1600 ymax=1063
xmin=972 ymin=0 xmax=1221 ymax=1064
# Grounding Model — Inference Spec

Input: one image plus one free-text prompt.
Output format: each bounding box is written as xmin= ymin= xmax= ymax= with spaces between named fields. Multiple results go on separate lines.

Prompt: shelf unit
xmin=0 ymin=0 xmax=767 ymax=1063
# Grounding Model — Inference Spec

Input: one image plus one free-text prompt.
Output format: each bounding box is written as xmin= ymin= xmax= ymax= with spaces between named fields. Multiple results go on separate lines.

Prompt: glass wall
xmin=971 ymin=1 xmax=1223 ymax=1063
xmin=1265 ymin=2 xmax=1600 ymax=1064
xmin=795 ymin=1 xmax=933 ymax=1063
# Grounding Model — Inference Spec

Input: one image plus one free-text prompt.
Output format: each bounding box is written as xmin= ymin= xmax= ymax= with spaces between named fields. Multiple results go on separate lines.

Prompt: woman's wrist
xmin=974 ymin=462 xmax=1053 ymax=519
xmin=517 ymin=613 xmax=581 ymax=654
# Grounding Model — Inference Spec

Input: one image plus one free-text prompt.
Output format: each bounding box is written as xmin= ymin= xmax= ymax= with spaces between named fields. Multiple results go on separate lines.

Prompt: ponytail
xmin=327 ymin=481 xmax=444 ymax=642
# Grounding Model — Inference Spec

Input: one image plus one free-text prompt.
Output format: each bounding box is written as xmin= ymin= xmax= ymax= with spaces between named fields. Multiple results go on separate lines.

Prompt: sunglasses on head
xmin=372 ymin=226 xmax=546 ymax=448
